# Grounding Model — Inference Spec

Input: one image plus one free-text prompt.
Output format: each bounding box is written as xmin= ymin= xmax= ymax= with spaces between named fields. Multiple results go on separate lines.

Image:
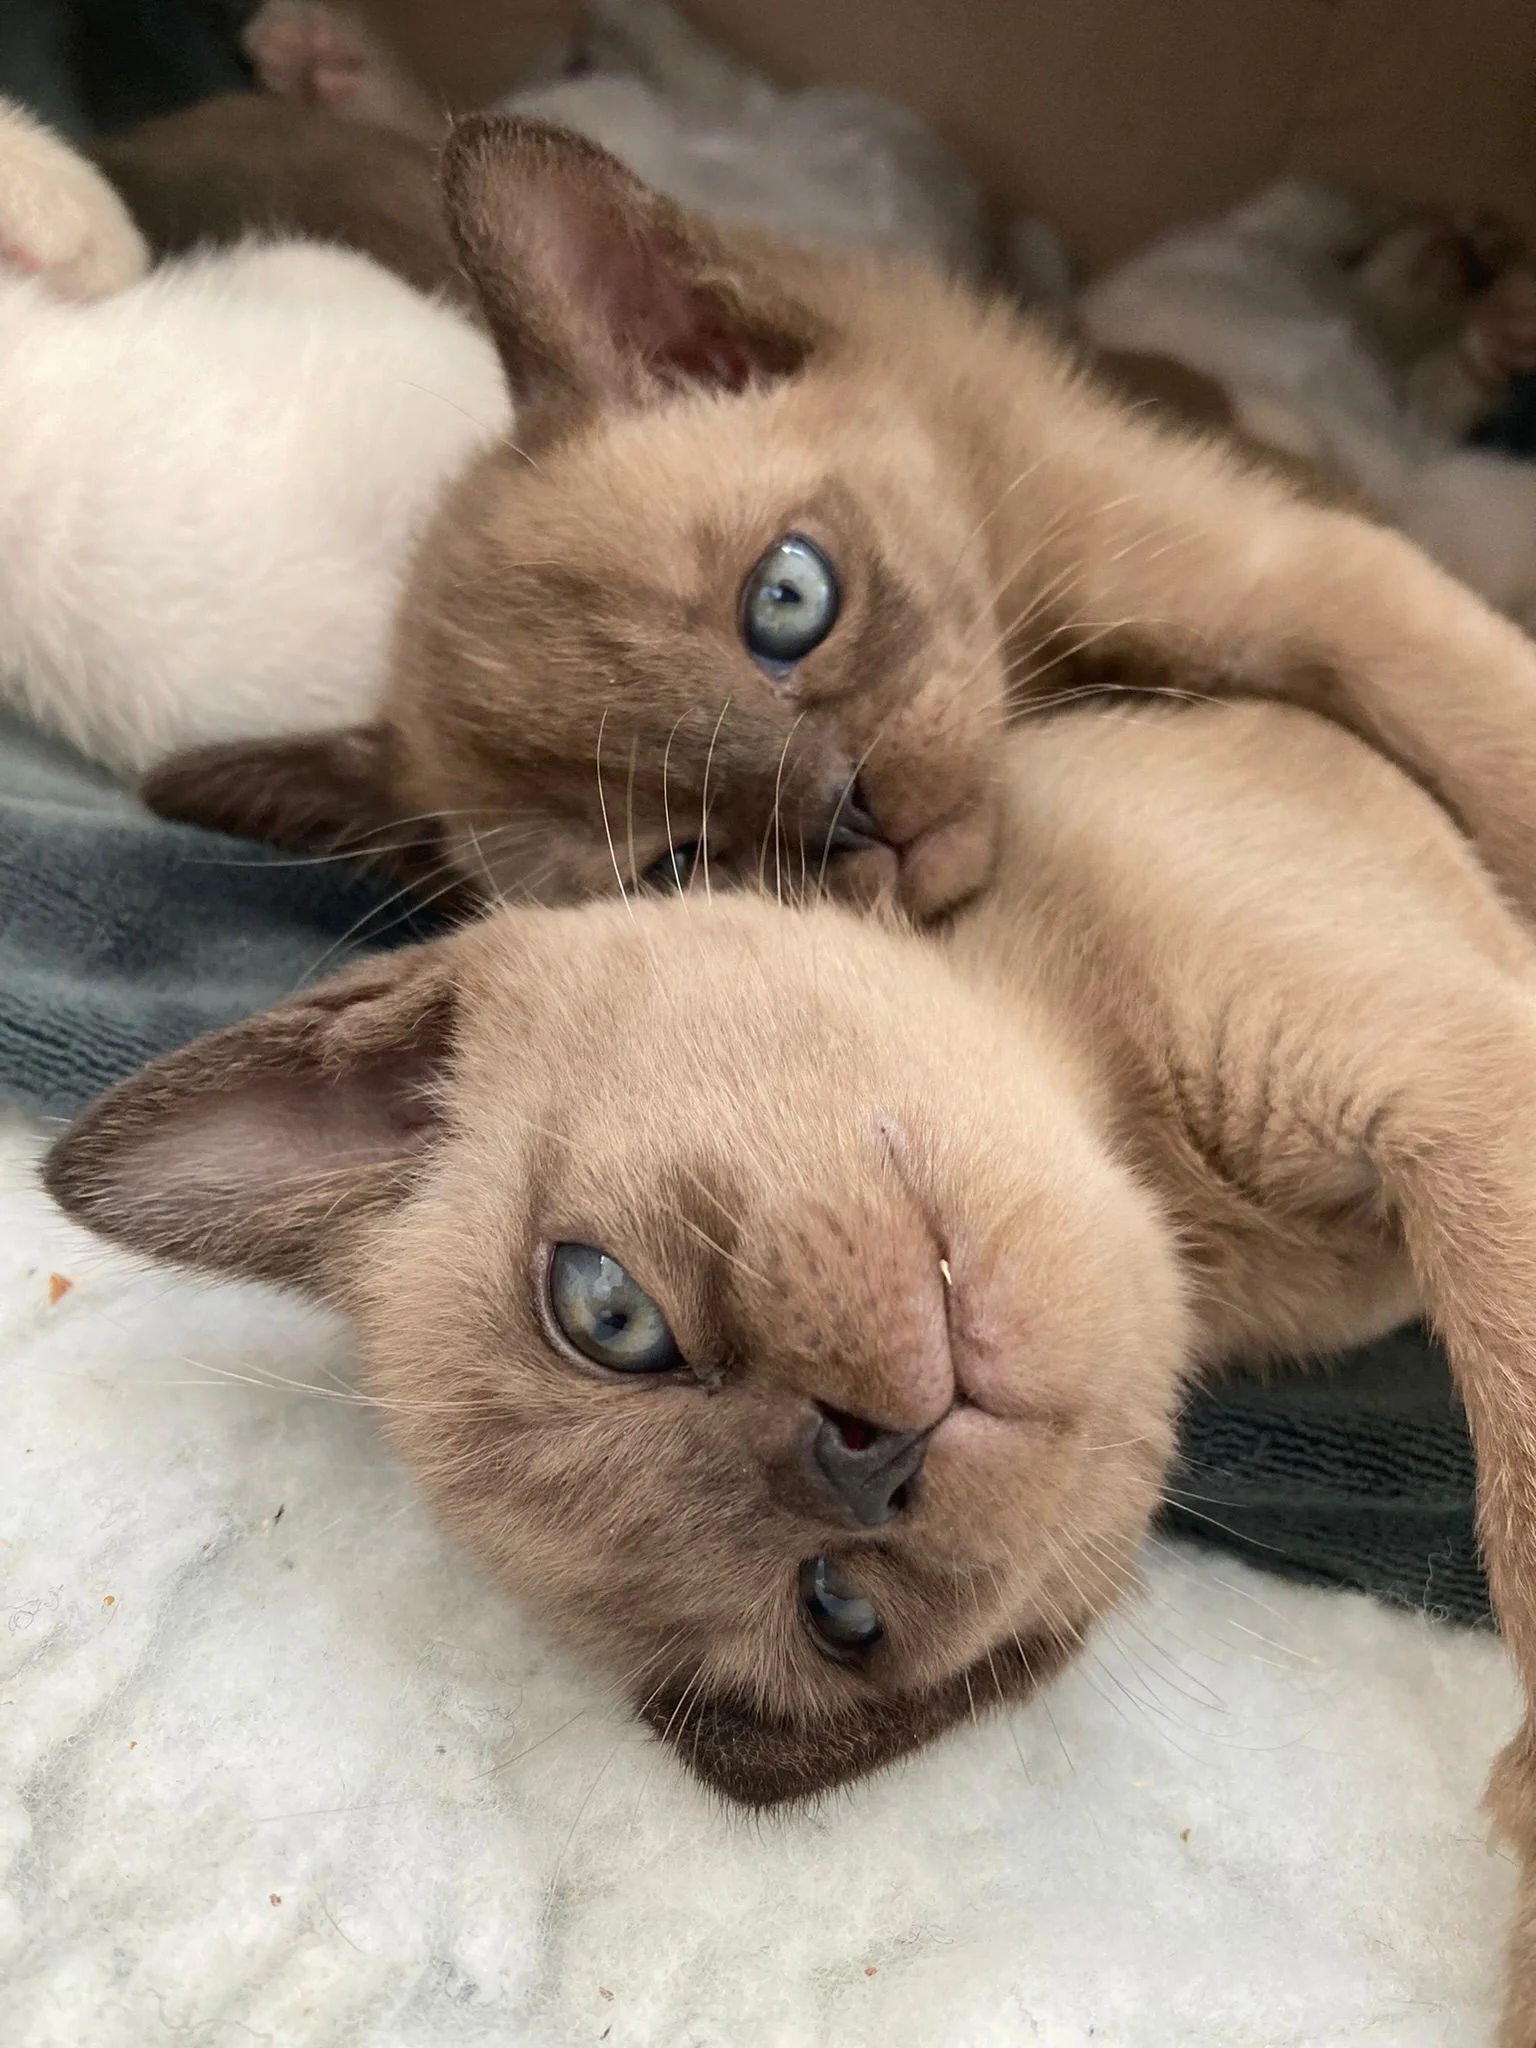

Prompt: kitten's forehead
xmin=525 ymin=438 xmax=848 ymax=609
xmin=451 ymin=900 xmax=1048 ymax=1243
xmin=452 ymin=904 xmax=932 ymax=1206
xmin=514 ymin=374 xmax=958 ymax=592
xmin=465 ymin=895 xmax=888 ymax=1078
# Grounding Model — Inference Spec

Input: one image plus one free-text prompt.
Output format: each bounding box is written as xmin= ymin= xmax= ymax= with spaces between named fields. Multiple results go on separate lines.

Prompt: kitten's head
xmin=143 ymin=117 xmax=1008 ymax=924
xmin=45 ymin=894 xmax=1189 ymax=1803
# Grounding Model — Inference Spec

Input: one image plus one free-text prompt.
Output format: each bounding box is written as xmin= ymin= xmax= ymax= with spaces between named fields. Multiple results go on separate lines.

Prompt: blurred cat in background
xmin=239 ymin=0 xmax=999 ymax=280
xmin=1080 ymin=180 xmax=1536 ymax=629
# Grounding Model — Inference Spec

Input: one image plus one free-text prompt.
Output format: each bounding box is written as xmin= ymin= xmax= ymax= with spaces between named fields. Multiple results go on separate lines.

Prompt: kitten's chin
xmin=637 ymin=1620 xmax=1087 ymax=1808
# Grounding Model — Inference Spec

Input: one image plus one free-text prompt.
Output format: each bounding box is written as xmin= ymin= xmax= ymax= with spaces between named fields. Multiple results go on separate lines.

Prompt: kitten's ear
xmin=439 ymin=114 xmax=821 ymax=443
xmin=140 ymin=728 xmax=456 ymax=895
xmin=42 ymin=943 xmax=460 ymax=1296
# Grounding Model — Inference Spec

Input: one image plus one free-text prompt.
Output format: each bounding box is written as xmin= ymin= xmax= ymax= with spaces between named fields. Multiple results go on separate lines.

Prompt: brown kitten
xmin=93 ymin=94 xmax=471 ymax=313
xmin=50 ymin=699 xmax=1536 ymax=2039
xmin=142 ymin=115 xmax=1536 ymax=933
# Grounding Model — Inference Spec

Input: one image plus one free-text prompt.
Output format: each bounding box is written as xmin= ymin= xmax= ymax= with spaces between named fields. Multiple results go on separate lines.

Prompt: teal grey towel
xmin=0 ymin=716 xmax=440 ymax=1117
xmin=1167 ymin=1327 xmax=1486 ymax=1627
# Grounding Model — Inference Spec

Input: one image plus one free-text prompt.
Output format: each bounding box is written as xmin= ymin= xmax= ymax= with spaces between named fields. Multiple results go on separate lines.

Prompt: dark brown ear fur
xmin=438 ymin=113 xmax=823 ymax=445
xmin=41 ymin=945 xmax=460 ymax=1295
xmin=140 ymin=729 xmax=466 ymax=902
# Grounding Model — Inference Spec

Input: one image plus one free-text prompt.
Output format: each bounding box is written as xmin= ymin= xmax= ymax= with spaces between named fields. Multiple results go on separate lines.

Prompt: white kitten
xmin=0 ymin=101 xmax=507 ymax=777
xmin=1079 ymin=180 xmax=1536 ymax=630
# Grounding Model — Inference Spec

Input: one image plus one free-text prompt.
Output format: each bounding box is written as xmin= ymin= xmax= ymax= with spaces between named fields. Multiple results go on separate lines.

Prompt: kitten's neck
xmin=832 ymin=271 xmax=1162 ymax=691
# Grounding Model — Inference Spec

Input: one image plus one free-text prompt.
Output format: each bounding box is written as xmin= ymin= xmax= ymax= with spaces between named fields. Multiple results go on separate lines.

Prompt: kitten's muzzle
xmin=808 ymin=1404 xmax=927 ymax=1526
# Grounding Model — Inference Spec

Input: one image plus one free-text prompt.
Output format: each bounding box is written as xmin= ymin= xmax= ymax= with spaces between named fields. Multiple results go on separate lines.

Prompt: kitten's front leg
xmin=1203 ymin=967 xmax=1536 ymax=2037
xmin=1368 ymin=1007 xmax=1536 ymax=2045
xmin=1001 ymin=392 xmax=1536 ymax=918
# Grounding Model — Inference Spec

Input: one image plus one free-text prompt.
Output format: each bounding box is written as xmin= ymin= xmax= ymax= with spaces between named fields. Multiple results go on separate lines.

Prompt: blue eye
xmin=740 ymin=535 xmax=840 ymax=669
xmin=642 ymin=842 xmax=701 ymax=894
xmin=547 ymin=1243 xmax=684 ymax=1374
xmin=799 ymin=1556 xmax=884 ymax=1656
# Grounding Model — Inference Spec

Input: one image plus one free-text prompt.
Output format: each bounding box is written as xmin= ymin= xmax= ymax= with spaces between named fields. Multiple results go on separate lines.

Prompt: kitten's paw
xmin=243 ymin=0 xmax=367 ymax=109
xmin=0 ymin=98 xmax=147 ymax=299
xmin=243 ymin=0 xmax=443 ymax=137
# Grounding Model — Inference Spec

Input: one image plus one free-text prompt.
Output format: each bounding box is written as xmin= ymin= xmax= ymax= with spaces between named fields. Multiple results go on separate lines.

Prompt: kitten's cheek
xmin=917 ymin=1413 xmax=1062 ymax=1563
xmin=897 ymin=803 xmax=998 ymax=920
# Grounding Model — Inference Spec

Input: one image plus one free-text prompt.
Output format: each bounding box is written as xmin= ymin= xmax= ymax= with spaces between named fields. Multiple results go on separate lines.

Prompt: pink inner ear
xmin=655 ymin=326 xmax=760 ymax=392
xmin=137 ymin=1050 xmax=442 ymax=1204
xmin=544 ymin=179 xmax=757 ymax=394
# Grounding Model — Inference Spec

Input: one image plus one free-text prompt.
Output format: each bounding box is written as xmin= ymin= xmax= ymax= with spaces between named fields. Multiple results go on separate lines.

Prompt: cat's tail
xmin=0 ymin=96 xmax=147 ymax=300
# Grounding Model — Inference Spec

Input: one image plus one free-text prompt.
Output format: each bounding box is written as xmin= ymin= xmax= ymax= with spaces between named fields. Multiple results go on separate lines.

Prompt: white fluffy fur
xmin=0 ymin=95 xmax=147 ymax=300
xmin=1080 ymin=181 xmax=1536 ymax=629
xmin=0 ymin=106 xmax=507 ymax=777
xmin=0 ymin=1100 xmax=1517 ymax=2046
xmin=501 ymin=0 xmax=991 ymax=275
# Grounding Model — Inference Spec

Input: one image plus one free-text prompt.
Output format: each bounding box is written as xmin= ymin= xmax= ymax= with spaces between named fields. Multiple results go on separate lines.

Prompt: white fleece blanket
xmin=0 ymin=1102 xmax=1520 ymax=2048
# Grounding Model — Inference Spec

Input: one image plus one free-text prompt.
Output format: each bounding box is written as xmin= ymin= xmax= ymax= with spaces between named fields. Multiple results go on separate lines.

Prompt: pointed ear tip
xmin=39 ymin=1080 xmax=142 ymax=1222
xmin=37 ymin=935 xmax=465 ymax=1196
xmin=38 ymin=1125 xmax=79 ymax=1211
xmin=441 ymin=109 xmax=632 ymax=201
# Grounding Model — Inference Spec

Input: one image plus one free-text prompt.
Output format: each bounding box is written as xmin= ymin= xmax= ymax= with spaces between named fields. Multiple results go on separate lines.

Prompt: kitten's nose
xmin=809 ymin=1405 xmax=927 ymax=1526
xmin=816 ymin=779 xmax=886 ymax=859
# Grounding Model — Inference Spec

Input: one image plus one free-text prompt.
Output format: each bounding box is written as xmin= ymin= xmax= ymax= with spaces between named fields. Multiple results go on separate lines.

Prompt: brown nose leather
xmin=809 ymin=1406 xmax=926 ymax=1526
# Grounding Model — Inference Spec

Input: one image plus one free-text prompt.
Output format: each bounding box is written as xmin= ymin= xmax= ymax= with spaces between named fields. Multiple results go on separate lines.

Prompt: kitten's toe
xmin=312 ymin=44 xmax=369 ymax=108
xmin=244 ymin=1 xmax=363 ymax=108
xmin=0 ymin=103 xmax=147 ymax=300
xmin=242 ymin=0 xmax=440 ymax=134
xmin=242 ymin=2 xmax=312 ymax=96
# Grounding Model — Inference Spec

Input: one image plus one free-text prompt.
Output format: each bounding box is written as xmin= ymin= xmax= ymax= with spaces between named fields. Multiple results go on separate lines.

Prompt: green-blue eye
xmin=740 ymin=535 xmax=840 ymax=669
xmin=547 ymin=1243 xmax=684 ymax=1374
xmin=642 ymin=842 xmax=701 ymax=894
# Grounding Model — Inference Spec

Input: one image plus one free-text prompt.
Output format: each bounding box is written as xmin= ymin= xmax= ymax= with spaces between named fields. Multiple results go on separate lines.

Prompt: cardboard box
xmin=363 ymin=0 xmax=1536 ymax=269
